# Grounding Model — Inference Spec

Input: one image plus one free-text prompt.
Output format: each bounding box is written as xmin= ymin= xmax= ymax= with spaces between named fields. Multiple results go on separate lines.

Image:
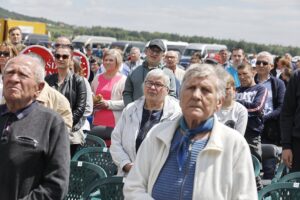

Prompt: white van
xmin=72 ymin=35 xmax=117 ymax=50
xmin=143 ymin=39 xmax=189 ymax=59
xmin=180 ymin=43 xmax=227 ymax=68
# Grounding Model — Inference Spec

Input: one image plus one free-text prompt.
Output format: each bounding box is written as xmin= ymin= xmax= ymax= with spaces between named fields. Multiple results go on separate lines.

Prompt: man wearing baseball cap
xmin=123 ymin=39 xmax=176 ymax=106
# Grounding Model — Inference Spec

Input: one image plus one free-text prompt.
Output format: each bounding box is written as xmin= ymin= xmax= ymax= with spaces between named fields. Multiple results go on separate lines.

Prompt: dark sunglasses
xmin=54 ymin=53 xmax=70 ymax=60
xmin=0 ymin=51 xmax=10 ymax=57
xmin=256 ymin=60 xmax=269 ymax=66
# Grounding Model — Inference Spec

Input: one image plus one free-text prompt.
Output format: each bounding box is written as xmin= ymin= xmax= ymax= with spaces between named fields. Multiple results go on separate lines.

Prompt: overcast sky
xmin=1 ymin=0 xmax=300 ymax=47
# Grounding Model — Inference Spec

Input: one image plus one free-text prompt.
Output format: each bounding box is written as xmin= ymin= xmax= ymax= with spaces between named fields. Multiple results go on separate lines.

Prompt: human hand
xmin=96 ymin=100 xmax=109 ymax=109
xmin=282 ymin=149 xmax=293 ymax=169
xmin=123 ymin=163 xmax=134 ymax=173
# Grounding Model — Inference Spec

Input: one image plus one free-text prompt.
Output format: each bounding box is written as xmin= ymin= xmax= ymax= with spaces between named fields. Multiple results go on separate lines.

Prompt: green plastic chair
xmin=258 ymin=182 xmax=300 ymax=200
xmin=278 ymin=172 xmax=300 ymax=183
xmin=252 ymin=154 xmax=262 ymax=177
xmin=72 ymin=147 xmax=118 ymax=177
xmin=74 ymin=134 xmax=107 ymax=157
xmin=64 ymin=161 xmax=107 ymax=200
xmin=82 ymin=176 xmax=124 ymax=200
xmin=272 ymin=162 xmax=289 ymax=183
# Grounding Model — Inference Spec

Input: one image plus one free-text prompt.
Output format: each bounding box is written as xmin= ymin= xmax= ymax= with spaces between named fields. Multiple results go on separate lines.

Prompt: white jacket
xmin=123 ymin=115 xmax=258 ymax=200
xmin=110 ymin=95 xmax=181 ymax=176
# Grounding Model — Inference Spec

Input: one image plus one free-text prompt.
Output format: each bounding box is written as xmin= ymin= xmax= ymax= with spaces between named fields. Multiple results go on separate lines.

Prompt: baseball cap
xmin=148 ymin=39 xmax=166 ymax=52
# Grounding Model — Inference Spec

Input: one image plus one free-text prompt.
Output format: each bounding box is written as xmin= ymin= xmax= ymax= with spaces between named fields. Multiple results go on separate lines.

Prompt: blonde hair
xmin=103 ymin=49 xmax=123 ymax=69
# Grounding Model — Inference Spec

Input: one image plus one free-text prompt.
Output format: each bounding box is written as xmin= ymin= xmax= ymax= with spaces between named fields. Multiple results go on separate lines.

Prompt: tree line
xmin=1 ymin=6 xmax=299 ymax=56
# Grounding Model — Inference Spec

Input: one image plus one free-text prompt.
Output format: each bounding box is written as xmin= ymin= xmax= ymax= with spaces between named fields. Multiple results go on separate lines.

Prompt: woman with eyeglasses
xmin=90 ymin=49 xmax=126 ymax=146
xmin=0 ymin=42 xmax=18 ymax=102
xmin=110 ymin=69 xmax=181 ymax=176
xmin=45 ymin=46 xmax=87 ymax=156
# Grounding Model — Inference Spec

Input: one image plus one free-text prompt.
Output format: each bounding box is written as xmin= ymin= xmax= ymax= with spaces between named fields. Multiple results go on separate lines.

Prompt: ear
xmin=35 ymin=82 xmax=45 ymax=98
xmin=215 ymin=97 xmax=224 ymax=112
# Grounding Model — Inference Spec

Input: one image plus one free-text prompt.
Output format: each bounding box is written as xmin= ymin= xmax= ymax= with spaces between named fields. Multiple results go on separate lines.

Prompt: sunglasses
xmin=54 ymin=53 xmax=70 ymax=60
xmin=256 ymin=60 xmax=269 ymax=66
xmin=0 ymin=51 xmax=10 ymax=57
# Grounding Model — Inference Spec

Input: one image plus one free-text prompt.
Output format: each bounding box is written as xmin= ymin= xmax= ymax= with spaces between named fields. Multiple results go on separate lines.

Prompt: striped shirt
xmin=152 ymin=129 xmax=209 ymax=200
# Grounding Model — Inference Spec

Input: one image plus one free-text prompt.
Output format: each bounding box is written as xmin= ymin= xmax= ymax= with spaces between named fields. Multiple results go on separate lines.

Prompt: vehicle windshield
xmin=110 ymin=44 xmax=126 ymax=51
xmin=183 ymin=49 xmax=202 ymax=57
xmin=72 ymin=42 xmax=84 ymax=49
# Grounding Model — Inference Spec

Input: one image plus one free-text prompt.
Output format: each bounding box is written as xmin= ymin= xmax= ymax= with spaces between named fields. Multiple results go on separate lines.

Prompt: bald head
xmin=55 ymin=37 xmax=71 ymax=46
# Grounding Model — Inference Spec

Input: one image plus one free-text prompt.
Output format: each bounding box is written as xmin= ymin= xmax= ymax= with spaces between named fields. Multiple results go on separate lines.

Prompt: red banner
xmin=72 ymin=50 xmax=90 ymax=79
xmin=20 ymin=45 xmax=56 ymax=75
xmin=20 ymin=46 xmax=90 ymax=79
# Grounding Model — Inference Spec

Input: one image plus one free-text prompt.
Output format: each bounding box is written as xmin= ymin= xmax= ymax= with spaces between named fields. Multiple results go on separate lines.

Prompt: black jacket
xmin=254 ymin=75 xmax=286 ymax=144
xmin=45 ymin=72 xmax=87 ymax=131
xmin=0 ymin=103 xmax=70 ymax=199
xmin=280 ymin=69 xmax=300 ymax=149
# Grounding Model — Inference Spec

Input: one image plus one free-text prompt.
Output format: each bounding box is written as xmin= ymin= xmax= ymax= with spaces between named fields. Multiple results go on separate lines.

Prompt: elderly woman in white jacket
xmin=123 ymin=64 xmax=257 ymax=200
xmin=110 ymin=69 xmax=181 ymax=176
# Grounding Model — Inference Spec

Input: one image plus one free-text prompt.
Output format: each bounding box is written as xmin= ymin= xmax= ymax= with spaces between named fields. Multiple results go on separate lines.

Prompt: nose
xmin=192 ymin=88 xmax=202 ymax=99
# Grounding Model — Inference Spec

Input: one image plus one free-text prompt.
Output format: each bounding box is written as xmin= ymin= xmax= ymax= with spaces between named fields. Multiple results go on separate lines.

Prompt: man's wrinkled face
xmin=165 ymin=52 xmax=178 ymax=68
xmin=3 ymin=58 xmax=41 ymax=104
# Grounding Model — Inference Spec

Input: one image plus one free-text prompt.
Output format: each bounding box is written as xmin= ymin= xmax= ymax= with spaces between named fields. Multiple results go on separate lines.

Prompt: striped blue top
xmin=152 ymin=129 xmax=209 ymax=200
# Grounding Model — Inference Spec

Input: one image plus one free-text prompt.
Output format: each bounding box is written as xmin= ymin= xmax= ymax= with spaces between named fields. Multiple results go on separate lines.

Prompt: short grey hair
xmin=257 ymin=51 xmax=274 ymax=65
xmin=181 ymin=63 xmax=227 ymax=100
xmin=144 ymin=68 xmax=170 ymax=89
xmin=4 ymin=54 xmax=45 ymax=83
xmin=130 ymin=47 xmax=141 ymax=54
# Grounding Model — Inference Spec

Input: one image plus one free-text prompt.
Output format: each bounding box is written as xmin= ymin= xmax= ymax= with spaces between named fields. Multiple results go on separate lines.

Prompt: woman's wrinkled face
xmin=180 ymin=75 xmax=222 ymax=128
xmin=144 ymin=75 xmax=169 ymax=103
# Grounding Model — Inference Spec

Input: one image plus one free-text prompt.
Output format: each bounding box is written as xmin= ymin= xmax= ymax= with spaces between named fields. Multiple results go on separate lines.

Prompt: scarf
xmin=176 ymin=116 xmax=214 ymax=171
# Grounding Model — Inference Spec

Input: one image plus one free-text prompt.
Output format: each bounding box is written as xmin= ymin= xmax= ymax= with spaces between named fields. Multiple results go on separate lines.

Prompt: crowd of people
xmin=0 ymin=26 xmax=299 ymax=199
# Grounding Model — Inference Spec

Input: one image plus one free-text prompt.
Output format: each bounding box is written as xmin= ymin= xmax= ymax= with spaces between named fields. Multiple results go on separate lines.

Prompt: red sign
xmin=20 ymin=45 xmax=56 ymax=75
xmin=72 ymin=50 xmax=90 ymax=79
xmin=20 ymin=46 xmax=90 ymax=79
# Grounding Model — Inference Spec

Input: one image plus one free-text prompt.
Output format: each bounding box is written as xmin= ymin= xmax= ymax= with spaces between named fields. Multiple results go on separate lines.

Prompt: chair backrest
xmin=258 ymin=182 xmax=300 ymax=200
xmin=272 ymin=162 xmax=289 ymax=183
xmin=72 ymin=147 xmax=118 ymax=176
xmin=74 ymin=134 xmax=107 ymax=156
xmin=252 ymin=154 xmax=261 ymax=177
xmin=279 ymin=172 xmax=300 ymax=183
xmin=64 ymin=161 xmax=107 ymax=200
xmin=82 ymin=176 xmax=124 ymax=200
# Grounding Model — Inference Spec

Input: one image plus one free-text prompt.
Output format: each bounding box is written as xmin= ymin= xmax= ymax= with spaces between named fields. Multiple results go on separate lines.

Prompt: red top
xmin=93 ymin=74 xmax=122 ymax=127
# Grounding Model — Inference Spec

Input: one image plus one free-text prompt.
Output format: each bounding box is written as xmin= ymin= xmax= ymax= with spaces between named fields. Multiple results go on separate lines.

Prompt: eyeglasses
xmin=256 ymin=60 xmax=269 ymax=66
xmin=144 ymin=80 xmax=166 ymax=89
xmin=54 ymin=53 xmax=70 ymax=60
xmin=0 ymin=51 xmax=10 ymax=57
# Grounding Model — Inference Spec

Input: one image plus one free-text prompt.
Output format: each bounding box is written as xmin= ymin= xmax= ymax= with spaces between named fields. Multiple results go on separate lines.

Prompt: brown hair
xmin=278 ymin=58 xmax=292 ymax=69
xmin=8 ymin=26 xmax=22 ymax=35
xmin=0 ymin=41 xmax=18 ymax=57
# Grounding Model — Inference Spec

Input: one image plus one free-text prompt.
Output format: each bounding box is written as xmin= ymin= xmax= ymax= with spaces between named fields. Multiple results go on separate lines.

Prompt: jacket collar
xmin=155 ymin=115 xmax=224 ymax=152
xmin=132 ymin=95 xmax=180 ymax=122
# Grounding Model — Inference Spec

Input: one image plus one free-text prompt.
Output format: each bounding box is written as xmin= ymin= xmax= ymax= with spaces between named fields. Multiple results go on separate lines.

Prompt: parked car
xmin=109 ymin=40 xmax=146 ymax=61
xmin=23 ymin=34 xmax=49 ymax=46
xmin=72 ymin=35 xmax=117 ymax=51
xmin=180 ymin=43 xmax=227 ymax=68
